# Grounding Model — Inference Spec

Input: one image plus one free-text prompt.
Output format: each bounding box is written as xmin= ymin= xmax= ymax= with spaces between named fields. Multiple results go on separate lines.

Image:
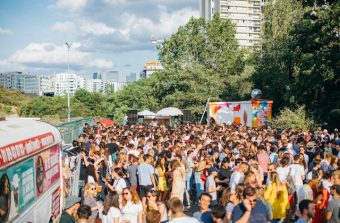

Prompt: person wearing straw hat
xmin=59 ymin=196 xmax=81 ymax=223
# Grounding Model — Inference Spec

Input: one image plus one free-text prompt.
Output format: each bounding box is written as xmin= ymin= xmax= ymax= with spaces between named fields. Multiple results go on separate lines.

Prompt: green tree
xmin=287 ymin=3 xmax=340 ymax=122
xmin=158 ymin=13 xmax=245 ymax=79
xmin=73 ymin=89 xmax=104 ymax=116
xmin=252 ymin=0 xmax=304 ymax=113
xmin=105 ymin=13 xmax=251 ymax=120
xmin=272 ymin=106 xmax=316 ymax=130
xmin=252 ymin=0 xmax=339 ymax=127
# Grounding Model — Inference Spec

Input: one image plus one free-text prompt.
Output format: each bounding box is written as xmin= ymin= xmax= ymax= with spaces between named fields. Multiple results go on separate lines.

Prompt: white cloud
xmin=103 ymin=0 xmax=126 ymax=5
xmin=50 ymin=0 xmax=87 ymax=12
xmin=2 ymin=42 xmax=113 ymax=71
xmin=0 ymin=28 xmax=13 ymax=35
xmin=80 ymin=21 xmax=115 ymax=35
xmin=119 ymin=6 xmax=198 ymax=41
xmin=51 ymin=21 xmax=76 ymax=33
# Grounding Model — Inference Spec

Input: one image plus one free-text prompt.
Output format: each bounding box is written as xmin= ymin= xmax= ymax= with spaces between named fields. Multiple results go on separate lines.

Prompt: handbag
xmin=200 ymin=169 xmax=208 ymax=182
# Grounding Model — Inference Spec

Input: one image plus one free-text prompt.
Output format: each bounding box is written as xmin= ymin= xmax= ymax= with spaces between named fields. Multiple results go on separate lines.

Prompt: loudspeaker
xmin=183 ymin=110 xmax=192 ymax=123
xmin=127 ymin=109 xmax=138 ymax=124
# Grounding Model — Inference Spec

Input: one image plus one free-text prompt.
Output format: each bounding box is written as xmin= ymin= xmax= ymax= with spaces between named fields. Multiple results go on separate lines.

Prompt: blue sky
xmin=0 ymin=0 xmax=198 ymax=79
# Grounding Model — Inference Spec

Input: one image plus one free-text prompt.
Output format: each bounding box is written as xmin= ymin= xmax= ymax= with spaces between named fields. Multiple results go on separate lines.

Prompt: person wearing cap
xmin=326 ymin=184 xmax=340 ymax=223
xmin=305 ymin=142 xmax=316 ymax=164
xmin=59 ymin=196 xmax=81 ymax=223
xmin=205 ymin=167 xmax=222 ymax=205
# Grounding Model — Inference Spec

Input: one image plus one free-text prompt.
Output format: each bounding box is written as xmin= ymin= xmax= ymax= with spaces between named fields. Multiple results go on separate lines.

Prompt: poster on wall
xmin=209 ymin=100 xmax=273 ymax=127
xmin=251 ymin=100 xmax=273 ymax=128
xmin=35 ymin=145 xmax=60 ymax=197
xmin=51 ymin=186 xmax=61 ymax=222
xmin=0 ymin=157 xmax=36 ymax=223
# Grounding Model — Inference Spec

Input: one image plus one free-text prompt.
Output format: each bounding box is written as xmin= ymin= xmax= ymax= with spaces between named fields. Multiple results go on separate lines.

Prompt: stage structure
xmin=208 ymin=100 xmax=273 ymax=128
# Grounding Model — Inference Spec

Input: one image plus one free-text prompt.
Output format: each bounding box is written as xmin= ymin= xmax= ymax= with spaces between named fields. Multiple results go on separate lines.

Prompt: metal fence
xmin=56 ymin=118 xmax=93 ymax=144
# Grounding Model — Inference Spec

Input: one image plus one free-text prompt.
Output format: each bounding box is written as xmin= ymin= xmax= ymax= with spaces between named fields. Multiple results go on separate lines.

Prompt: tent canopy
xmin=137 ymin=110 xmax=156 ymax=117
xmin=98 ymin=118 xmax=115 ymax=126
xmin=156 ymin=107 xmax=183 ymax=117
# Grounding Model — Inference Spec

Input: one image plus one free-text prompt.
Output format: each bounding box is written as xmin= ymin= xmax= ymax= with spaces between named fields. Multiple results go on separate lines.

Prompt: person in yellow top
xmin=156 ymin=157 xmax=168 ymax=201
xmin=264 ymin=171 xmax=290 ymax=222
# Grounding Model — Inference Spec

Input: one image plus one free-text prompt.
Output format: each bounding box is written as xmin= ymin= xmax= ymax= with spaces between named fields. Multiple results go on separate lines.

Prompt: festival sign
xmin=0 ymin=157 xmax=36 ymax=222
xmin=35 ymin=145 xmax=60 ymax=197
xmin=0 ymin=132 xmax=55 ymax=168
xmin=209 ymin=100 xmax=273 ymax=127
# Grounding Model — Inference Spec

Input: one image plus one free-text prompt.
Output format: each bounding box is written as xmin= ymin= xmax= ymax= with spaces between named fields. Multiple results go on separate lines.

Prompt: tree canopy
xmin=252 ymin=0 xmax=340 ymax=127
xmin=13 ymin=2 xmax=340 ymax=127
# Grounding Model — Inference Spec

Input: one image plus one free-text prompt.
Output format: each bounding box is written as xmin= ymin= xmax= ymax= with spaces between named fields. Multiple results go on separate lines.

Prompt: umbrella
xmin=156 ymin=107 xmax=183 ymax=117
xmin=138 ymin=110 xmax=156 ymax=118
xmin=98 ymin=118 xmax=115 ymax=126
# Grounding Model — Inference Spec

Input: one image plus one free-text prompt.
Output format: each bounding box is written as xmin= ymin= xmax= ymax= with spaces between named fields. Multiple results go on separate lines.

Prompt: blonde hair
xmin=270 ymin=171 xmax=285 ymax=198
xmin=84 ymin=183 xmax=97 ymax=196
xmin=89 ymin=144 xmax=97 ymax=157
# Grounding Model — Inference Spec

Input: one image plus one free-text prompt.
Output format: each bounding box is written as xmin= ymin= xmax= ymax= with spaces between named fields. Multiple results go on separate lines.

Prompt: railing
xmin=56 ymin=117 xmax=94 ymax=145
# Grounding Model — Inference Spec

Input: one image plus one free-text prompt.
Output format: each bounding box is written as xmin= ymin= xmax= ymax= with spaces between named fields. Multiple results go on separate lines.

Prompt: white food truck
xmin=0 ymin=118 xmax=62 ymax=223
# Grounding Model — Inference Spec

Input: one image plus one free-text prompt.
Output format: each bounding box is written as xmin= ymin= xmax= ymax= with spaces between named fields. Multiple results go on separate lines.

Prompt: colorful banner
xmin=251 ymin=100 xmax=273 ymax=128
xmin=209 ymin=100 xmax=273 ymax=127
xmin=35 ymin=145 xmax=60 ymax=197
xmin=0 ymin=132 xmax=55 ymax=168
xmin=0 ymin=157 xmax=36 ymax=222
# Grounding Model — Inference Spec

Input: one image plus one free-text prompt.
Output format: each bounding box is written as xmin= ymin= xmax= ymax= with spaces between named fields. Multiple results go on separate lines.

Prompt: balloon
xmin=251 ymin=89 xmax=262 ymax=99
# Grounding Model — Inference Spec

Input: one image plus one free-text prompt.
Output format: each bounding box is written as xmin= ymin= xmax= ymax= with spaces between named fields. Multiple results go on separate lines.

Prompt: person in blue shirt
xmin=193 ymin=193 xmax=214 ymax=223
xmin=231 ymin=186 xmax=270 ymax=223
xmin=295 ymin=199 xmax=315 ymax=223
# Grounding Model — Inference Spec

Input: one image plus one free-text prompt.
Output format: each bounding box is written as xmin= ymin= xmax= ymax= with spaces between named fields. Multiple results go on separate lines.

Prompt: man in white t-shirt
xmin=168 ymin=197 xmax=199 ymax=223
xmin=289 ymin=155 xmax=305 ymax=189
xmin=229 ymin=162 xmax=248 ymax=189
xmin=276 ymin=156 xmax=290 ymax=183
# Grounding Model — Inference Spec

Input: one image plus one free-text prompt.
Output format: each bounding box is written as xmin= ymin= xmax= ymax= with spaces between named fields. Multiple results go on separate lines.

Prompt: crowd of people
xmin=60 ymin=122 xmax=340 ymax=223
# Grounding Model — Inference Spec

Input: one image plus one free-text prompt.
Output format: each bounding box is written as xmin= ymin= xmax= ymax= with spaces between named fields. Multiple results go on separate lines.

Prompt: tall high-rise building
xmin=105 ymin=71 xmax=119 ymax=82
xmin=39 ymin=76 xmax=54 ymax=96
xmin=126 ymin=72 xmax=137 ymax=83
xmin=93 ymin=72 xmax=102 ymax=80
xmin=54 ymin=73 xmax=85 ymax=96
xmin=0 ymin=72 xmax=40 ymax=95
xmin=200 ymin=0 xmax=263 ymax=48
xmin=85 ymin=79 xmax=106 ymax=94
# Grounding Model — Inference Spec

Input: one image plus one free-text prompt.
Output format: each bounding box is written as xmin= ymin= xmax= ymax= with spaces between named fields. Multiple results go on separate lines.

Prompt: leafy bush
xmin=272 ymin=106 xmax=316 ymax=130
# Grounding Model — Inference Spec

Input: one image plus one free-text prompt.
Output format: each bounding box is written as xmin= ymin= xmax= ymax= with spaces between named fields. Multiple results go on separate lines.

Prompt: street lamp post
xmin=66 ymin=42 xmax=71 ymax=123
